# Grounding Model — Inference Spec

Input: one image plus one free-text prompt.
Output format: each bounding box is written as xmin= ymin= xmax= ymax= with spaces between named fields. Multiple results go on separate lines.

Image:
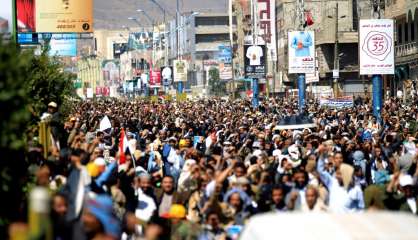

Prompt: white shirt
xmin=246 ymin=45 xmax=263 ymax=66
xmin=135 ymin=188 xmax=157 ymax=222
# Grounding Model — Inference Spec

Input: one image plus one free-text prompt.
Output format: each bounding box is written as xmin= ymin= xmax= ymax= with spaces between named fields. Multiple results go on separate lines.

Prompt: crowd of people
xmin=24 ymin=95 xmax=418 ymax=240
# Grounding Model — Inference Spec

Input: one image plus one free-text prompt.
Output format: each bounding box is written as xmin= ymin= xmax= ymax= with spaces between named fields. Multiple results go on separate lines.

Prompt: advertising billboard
xmin=48 ymin=33 xmax=77 ymax=56
xmin=35 ymin=0 xmax=93 ymax=33
xmin=161 ymin=66 xmax=173 ymax=86
xmin=128 ymin=32 xmax=153 ymax=50
xmin=173 ymin=60 xmax=187 ymax=82
xmin=288 ymin=31 xmax=315 ymax=74
xmin=359 ymin=19 xmax=394 ymax=75
xmin=257 ymin=0 xmax=277 ymax=61
xmin=0 ymin=0 xmax=13 ymax=34
xmin=244 ymin=44 xmax=266 ymax=78
xmin=17 ymin=0 xmax=36 ymax=32
xmin=149 ymin=70 xmax=161 ymax=87
xmin=17 ymin=0 xmax=93 ymax=33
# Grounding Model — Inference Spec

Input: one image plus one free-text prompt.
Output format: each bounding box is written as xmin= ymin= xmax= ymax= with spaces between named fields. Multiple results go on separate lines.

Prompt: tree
xmin=208 ymin=67 xmax=226 ymax=96
xmin=0 ymin=39 xmax=75 ymax=236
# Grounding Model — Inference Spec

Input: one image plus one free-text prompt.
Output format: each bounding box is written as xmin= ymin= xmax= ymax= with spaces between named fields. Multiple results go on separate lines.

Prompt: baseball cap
xmin=161 ymin=204 xmax=186 ymax=219
xmin=48 ymin=102 xmax=58 ymax=108
xmin=399 ymin=174 xmax=414 ymax=187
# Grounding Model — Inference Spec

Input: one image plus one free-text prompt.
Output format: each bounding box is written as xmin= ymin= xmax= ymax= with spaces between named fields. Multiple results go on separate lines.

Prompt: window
xmin=398 ymin=24 xmax=402 ymax=43
xmin=405 ymin=23 xmax=409 ymax=42
xmin=411 ymin=22 xmax=415 ymax=41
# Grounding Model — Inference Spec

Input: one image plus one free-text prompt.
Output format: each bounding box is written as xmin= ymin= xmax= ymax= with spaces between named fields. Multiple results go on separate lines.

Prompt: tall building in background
xmin=385 ymin=0 xmax=418 ymax=98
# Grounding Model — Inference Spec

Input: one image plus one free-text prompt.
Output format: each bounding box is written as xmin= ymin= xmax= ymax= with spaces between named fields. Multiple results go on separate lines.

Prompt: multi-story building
xmin=276 ymin=0 xmax=376 ymax=96
xmin=166 ymin=11 xmax=235 ymax=94
xmin=385 ymin=0 xmax=418 ymax=97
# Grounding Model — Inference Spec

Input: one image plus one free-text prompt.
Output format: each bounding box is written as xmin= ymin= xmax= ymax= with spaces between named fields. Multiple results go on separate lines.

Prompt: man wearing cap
xmin=386 ymin=173 xmax=418 ymax=214
xmin=162 ymin=204 xmax=200 ymax=240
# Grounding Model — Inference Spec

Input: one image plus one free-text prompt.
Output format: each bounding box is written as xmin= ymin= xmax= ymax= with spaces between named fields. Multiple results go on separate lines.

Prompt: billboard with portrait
xmin=244 ymin=44 xmax=266 ymax=78
xmin=288 ymin=31 xmax=315 ymax=74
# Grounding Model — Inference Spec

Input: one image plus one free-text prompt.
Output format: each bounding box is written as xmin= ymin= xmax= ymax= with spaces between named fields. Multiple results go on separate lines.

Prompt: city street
xmin=2 ymin=0 xmax=418 ymax=240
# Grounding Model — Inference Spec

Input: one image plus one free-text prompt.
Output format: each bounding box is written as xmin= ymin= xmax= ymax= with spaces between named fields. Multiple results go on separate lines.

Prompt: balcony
xmin=395 ymin=42 xmax=418 ymax=63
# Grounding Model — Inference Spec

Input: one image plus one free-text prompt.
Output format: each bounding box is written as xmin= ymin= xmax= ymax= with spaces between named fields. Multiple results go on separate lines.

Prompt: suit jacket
xmin=154 ymin=188 xmax=190 ymax=207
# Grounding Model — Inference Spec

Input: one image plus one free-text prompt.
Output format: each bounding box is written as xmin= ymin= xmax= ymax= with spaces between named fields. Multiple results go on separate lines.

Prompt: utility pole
xmin=333 ymin=2 xmax=339 ymax=97
xmin=297 ymin=0 xmax=306 ymax=112
xmin=229 ymin=0 xmax=236 ymax=99
xmin=176 ymin=0 xmax=183 ymax=94
xmin=371 ymin=0 xmax=383 ymax=120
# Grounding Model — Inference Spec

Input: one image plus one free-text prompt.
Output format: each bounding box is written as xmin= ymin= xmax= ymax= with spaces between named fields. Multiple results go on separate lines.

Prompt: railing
xmin=395 ymin=42 xmax=417 ymax=58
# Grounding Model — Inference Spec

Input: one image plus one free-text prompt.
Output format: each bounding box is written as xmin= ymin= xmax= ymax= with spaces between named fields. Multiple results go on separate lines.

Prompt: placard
xmin=359 ymin=19 xmax=394 ymax=75
xmin=288 ymin=31 xmax=315 ymax=73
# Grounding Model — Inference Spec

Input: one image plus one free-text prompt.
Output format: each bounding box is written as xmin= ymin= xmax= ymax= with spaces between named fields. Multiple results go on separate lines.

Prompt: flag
xmin=119 ymin=128 xmax=129 ymax=164
xmin=99 ymin=116 xmax=112 ymax=132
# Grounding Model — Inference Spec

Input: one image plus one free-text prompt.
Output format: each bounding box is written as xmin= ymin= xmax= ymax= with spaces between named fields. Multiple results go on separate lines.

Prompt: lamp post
xmin=327 ymin=2 xmax=346 ymax=97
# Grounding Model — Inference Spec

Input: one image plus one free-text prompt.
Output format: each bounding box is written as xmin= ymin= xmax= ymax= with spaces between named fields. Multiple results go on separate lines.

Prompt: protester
xmin=14 ymin=95 xmax=418 ymax=239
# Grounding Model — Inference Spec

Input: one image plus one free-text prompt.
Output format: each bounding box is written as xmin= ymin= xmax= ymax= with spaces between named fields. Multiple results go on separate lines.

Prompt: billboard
xmin=359 ymin=19 xmax=394 ymax=75
xmin=17 ymin=0 xmax=93 ymax=33
xmin=173 ymin=60 xmax=187 ymax=82
xmin=128 ymin=32 xmax=153 ymax=50
xmin=244 ymin=44 xmax=266 ymax=78
xmin=17 ymin=0 xmax=36 ymax=32
xmin=288 ymin=31 xmax=315 ymax=74
xmin=257 ymin=0 xmax=277 ymax=61
xmin=48 ymin=34 xmax=77 ymax=56
xmin=149 ymin=70 xmax=161 ymax=87
xmin=161 ymin=66 xmax=173 ymax=86
xmin=35 ymin=0 xmax=93 ymax=33
xmin=0 ymin=0 xmax=13 ymax=34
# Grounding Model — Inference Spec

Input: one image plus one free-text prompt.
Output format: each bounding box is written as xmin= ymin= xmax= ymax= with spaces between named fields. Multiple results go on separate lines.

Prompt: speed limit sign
xmin=359 ymin=19 xmax=394 ymax=75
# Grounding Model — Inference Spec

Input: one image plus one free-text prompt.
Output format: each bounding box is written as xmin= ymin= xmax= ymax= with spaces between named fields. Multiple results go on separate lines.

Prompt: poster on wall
xmin=257 ymin=0 xmax=277 ymax=61
xmin=359 ymin=19 xmax=394 ymax=75
xmin=288 ymin=31 xmax=315 ymax=74
xmin=244 ymin=44 xmax=266 ymax=78
xmin=173 ymin=60 xmax=187 ymax=82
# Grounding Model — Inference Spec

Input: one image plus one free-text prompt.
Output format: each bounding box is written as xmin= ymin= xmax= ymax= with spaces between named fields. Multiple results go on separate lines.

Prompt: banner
xmin=129 ymin=32 xmax=153 ymax=50
xmin=35 ymin=0 xmax=92 ymax=33
xmin=173 ymin=60 xmax=187 ymax=82
xmin=359 ymin=19 xmax=394 ymax=75
xmin=305 ymin=71 xmax=319 ymax=84
xmin=161 ymin=66 xmax=173 ymax=86
xmin=0 ymin=0 xmax=13 ymax=34
xmin=48 ymin=34 xmax=77 ymax=56
xmin=244 ymin=44 xmax=266 ymax=78
xmin=288 ymin=31 xmax=315 ymax=73
xmin=319 ymin=96 xmax=353 ymax=109
xmin=257 ymin=0 xmax=277 ymax=61
xmin=17 ymin=0 xmax=36 ymax=32
xmin=150 ymin=70 xmax=161 ymax=87
xmin=219 ymin=63 xmax=233 ymax=81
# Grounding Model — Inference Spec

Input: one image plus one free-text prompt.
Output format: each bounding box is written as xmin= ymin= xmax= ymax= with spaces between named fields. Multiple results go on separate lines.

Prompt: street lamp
xmin=327 ymin=2 xmax=346 ymax=97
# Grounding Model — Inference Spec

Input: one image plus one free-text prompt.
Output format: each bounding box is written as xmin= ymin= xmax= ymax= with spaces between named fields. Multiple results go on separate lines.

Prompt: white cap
xmin=399 ymin=174 xmax=414 ymax=187
xmin=48 ymin=102 xmax=58 ymax=108
xmin=94 ymin=157 xmax=106 ymax=166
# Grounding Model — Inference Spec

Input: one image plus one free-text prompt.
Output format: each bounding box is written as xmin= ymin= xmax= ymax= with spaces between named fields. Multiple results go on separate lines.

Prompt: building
xmin=166 ymin=11 xmax=235 ymax=95
xmin=276 ymin=0 xmax=376 ymax=97
xmin=385 ymin=0 xmax=418 ymax=98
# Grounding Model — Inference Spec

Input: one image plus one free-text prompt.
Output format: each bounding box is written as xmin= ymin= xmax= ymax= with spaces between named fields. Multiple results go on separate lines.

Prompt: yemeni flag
xmin=119 ymin=128 xmax=129 ymax=164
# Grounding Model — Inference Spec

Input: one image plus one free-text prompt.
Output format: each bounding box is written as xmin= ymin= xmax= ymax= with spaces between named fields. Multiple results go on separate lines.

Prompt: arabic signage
xmin=320 ymin=96 xmax=353 ymax=109
xmin=359 ymin=19 xmax=394 ymax=75
xmin=288 ymin=31 xmax=315 ymax=74
xmin=257 ymin=0 xmax=277 ymax=61
xmin=244 ymin=44 xmax=266 ymax=79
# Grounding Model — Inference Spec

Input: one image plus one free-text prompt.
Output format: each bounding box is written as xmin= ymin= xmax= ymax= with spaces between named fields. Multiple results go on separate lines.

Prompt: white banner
xmin=288 ymin=31 xmax=315 ymax=73
xmin=306 ymin=71 xmax=319 ymax=84
xmin=257 ymin=0 xmax=277 ymax=61
xmin=173 ymin=60 xmax=188 ymax=82
xmin=359 ymin=19 xmax=394 ymax=75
